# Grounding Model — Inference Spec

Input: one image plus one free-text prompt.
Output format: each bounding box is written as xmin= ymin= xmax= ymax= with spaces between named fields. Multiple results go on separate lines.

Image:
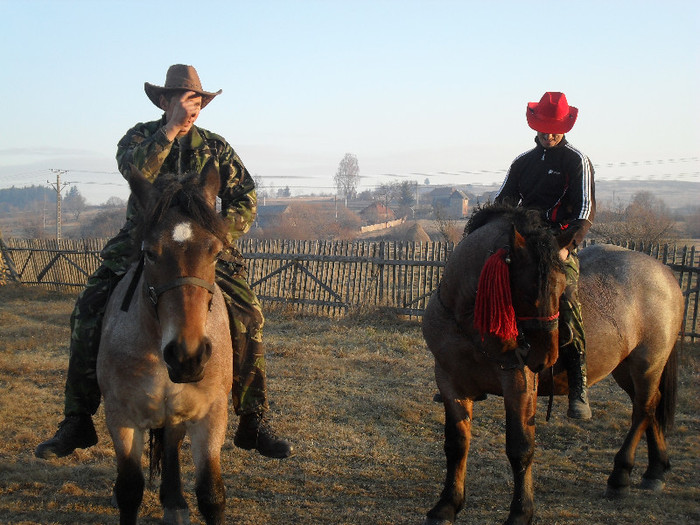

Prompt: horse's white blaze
xmin=172 ymin=222 xmax=193 ymax=243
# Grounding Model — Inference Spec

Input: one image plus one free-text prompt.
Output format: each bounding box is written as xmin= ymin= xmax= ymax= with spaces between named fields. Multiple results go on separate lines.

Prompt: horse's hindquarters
xmin=579 ymin=245 xmax=684 ymax=385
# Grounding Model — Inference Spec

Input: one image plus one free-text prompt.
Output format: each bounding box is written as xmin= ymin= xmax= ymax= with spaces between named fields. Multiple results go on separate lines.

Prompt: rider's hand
xmin=163 ymin=91 xmax=201 ymax=140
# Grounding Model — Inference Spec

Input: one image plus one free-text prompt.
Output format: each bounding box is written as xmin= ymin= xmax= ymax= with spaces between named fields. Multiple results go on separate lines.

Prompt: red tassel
xmin=474 ymin=248 xmax=518 ymax=341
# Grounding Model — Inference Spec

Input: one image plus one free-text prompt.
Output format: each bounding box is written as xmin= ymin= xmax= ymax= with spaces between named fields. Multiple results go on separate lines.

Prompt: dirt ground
xmin=0 ymin=283 xmax=698 ymax=524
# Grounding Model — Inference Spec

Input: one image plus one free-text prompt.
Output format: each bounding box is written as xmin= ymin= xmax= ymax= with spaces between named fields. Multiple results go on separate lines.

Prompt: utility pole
xmin=48 ymin=169 xmax=71 ymax=240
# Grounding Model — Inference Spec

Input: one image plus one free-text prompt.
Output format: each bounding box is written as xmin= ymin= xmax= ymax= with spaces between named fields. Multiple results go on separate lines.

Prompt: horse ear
xmin=200 ymin=159 xmax=221 ymax=209
xmin=514 ymin=229 xmax=526 ymax=249
xmin=126 ymin=164 xmax=157 ymax=210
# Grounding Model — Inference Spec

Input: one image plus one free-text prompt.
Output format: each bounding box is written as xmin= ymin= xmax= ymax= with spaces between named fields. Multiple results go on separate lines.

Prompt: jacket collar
xmin=533 ymin=135 xmax=568 ymax=151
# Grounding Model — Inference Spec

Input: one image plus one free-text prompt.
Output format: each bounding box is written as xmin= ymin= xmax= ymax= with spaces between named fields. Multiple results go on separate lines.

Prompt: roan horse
xmin=422 ymin=203 xmax=683 ymax=525
xmin=97 ymin=163 xmax=233 ymax=525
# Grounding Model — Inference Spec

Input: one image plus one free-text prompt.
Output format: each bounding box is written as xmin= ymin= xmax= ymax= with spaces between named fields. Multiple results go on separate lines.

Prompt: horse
xmin=96 ymin=162 xmax=233 ymax=525
xmin=421 ymin=203 xmax=683 ymax=525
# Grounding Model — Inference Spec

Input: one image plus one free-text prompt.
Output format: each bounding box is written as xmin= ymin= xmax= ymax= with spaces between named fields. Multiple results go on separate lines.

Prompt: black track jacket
xmin=494 ymin=136 xmax=596 ymax=250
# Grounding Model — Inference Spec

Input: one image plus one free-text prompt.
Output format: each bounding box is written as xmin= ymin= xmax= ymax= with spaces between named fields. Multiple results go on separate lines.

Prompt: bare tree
xmin=591 ymin=191 xmax=677 ymax=246
xmin=682 ymin=207 xmax=700 ymax=238
xmin=263 ymin=202 xmax=361 ymax=240
xmin=63 ymin=185 xmax=87 ymax=220
xmin=397 ymin=181 xmax=416 ymax=217
xmin=622 ymin=191 xmax=677 ymax=245
xmin=103 ymin=196 xmax=127 ymax=208
xmin=434 ymin=205 xmax=462 ymax=243
xmin=251 ymin=173 xmax=269 ymax=204
xmin=80 ymin=208 xmax=126 ymax=238
xmin=334 ymin=153 xmax=360 ymax=200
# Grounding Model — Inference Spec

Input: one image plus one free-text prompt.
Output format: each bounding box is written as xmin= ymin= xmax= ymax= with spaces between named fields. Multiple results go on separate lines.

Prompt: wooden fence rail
xmin=1 ymin=237 xmax=698 ymax=341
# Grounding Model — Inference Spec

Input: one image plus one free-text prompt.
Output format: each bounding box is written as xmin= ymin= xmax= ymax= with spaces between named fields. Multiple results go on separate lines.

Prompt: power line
xmin=1 ymin=157 xmax=698 ymax=193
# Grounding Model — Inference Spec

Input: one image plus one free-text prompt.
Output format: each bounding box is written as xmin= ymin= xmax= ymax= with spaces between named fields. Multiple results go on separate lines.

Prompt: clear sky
xmin=1 ymin=0 xmax=698 ymax=204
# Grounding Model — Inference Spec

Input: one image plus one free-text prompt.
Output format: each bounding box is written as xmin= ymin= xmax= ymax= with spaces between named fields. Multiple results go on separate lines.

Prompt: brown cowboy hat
xmin=526 ymin=92 xmax=578 ymax=134
xmin=144 ymin=64 xmax=222 ymax=109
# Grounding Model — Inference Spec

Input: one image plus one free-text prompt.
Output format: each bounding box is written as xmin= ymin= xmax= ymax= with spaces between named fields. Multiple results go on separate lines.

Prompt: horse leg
xmin=425 ymin=366 xmax=474 ymax=525
xmin=640 ymin=421 xmax=670 ymax=491
xmin=160 ymin=424 xmax=190 ymax=525
xmin=502 ymin=368 xmax=538 ymax=525
xmin=190 ymin=398 xmax=228 ymax=525
xmin=605 ymin=366 xmax=654 ymax=499
xmin=641 ymin=349 xmax=676 ymax=492
xmin=605 ymin=404 xmax=651 ymax=498
xmin=110 ymin=426 xmax=146 ymax=525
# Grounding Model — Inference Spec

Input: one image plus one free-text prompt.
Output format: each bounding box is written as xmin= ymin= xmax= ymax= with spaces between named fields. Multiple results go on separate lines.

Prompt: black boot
xmin=563 ymin=348 xmax=592 ymax=420
xmin=234 ymin=413 xmax=293 ymax=459
xmin=35 ymin=415 xmax=98 ymax=459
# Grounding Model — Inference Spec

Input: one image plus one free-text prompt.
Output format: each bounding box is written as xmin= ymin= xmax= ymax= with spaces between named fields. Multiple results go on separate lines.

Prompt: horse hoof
xmin=424 ymin=519 xmax=452 ymax=525
xmin=640 ymin=477 xmax=665 ymax=492
xmin=604 ymin=484 xmax=630 ymax=499
xmin=163 ymin=507 xmax=190 ymax=525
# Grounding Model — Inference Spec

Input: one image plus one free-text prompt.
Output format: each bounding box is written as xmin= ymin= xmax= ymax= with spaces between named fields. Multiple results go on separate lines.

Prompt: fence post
xmin=0 ymin=238 xmax=20 ymax=283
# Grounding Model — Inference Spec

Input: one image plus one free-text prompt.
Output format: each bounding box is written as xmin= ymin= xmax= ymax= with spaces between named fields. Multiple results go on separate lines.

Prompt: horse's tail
xmin=657 ymin=344 xmax=678 ymax=433
xmin=149 ymin=427 xmax=164 ymax=484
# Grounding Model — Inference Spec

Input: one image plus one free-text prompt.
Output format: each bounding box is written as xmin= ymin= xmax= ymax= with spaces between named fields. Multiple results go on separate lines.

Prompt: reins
xmin=121 ymin=255 xmax=145 ymax=312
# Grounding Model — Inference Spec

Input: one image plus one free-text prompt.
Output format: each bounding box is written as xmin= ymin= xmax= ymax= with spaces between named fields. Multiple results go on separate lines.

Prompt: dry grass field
xmin=0 ymin=283 xmax=698 ymax=525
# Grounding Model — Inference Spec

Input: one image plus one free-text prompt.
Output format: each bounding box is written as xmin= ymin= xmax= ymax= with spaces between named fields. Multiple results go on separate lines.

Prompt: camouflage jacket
xmin=116 ymin=116 xmax=257 ymax=242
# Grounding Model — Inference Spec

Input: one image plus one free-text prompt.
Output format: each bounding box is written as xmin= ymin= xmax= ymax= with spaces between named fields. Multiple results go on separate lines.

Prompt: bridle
xmin=436 ymin=247 xmax=560 ymax=420
xmin=436 ymin=278 xmax=559 ymax=369
xmin=516 ymin=313 xmax=560 ymax=333
xmin=120 ymin=253 xmax=216 ymax=313
xmin=146 ymin=276 xmax=215 ymax=306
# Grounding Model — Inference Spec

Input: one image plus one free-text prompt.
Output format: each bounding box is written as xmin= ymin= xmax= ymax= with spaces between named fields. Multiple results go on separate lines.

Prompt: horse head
xmin=471 ymin=205 xmax=566 ymax=373
xmin=508 ymin=225 xmax=566 ymax=373
xmin=126 ymin=161 xmax=229 ymax=383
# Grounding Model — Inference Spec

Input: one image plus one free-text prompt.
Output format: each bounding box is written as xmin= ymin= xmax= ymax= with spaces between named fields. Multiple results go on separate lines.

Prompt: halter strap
xmin=516 ymin=312 xmax=560 ymax=332
xmin=120 ymin=253 xmax=216 ymax=311
xmin=148 ymin=277 xmax=216 ymax=305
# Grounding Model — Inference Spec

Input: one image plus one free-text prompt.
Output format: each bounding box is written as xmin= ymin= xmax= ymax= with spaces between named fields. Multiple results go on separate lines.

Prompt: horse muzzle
xmin=163 ymin=337 xmax=213 ymax=383
xmin=522 ymin=331 xmax=559 ymax=374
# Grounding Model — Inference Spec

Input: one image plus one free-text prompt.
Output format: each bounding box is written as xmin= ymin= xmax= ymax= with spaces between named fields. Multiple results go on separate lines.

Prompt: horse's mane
xmin=466 ymin=202 xmax=542 ymax=237
xmin=466 ymin=202 xmax=564 ymax=301
xmin=133 ymin=172 xmax=229 ymax=250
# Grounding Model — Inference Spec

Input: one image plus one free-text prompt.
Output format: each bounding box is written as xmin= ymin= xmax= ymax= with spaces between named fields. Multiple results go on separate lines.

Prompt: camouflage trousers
xmin=64 ymin=228 xmax=268 ymax=418
xmin=558 ymin=249 xmax=587 ymax=386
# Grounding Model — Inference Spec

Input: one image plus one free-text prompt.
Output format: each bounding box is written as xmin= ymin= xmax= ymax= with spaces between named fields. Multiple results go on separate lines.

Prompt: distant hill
xmin=593 ymin=180 xmax=699 ymax=210
xmin=436 ymin=180 xmax=699 ymax=211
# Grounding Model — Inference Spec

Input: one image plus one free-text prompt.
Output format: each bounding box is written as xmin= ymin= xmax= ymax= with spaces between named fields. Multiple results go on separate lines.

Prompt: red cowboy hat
xmin=526 ymin=92 xmax=578 ymax=134
xmin=144 ymin=64 xmax=222 ymax=110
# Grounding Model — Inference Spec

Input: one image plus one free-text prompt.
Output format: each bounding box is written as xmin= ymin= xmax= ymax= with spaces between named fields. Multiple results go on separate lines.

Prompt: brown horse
xmin=422 ymin=203 xmax=683 ymax=525
xmin=97 ymin=163 xmax=232 ymax=525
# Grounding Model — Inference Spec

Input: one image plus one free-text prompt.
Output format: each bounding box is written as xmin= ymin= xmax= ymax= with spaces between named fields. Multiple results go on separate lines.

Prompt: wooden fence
xmin=1 ymin=237 xmax=698 ymax=340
